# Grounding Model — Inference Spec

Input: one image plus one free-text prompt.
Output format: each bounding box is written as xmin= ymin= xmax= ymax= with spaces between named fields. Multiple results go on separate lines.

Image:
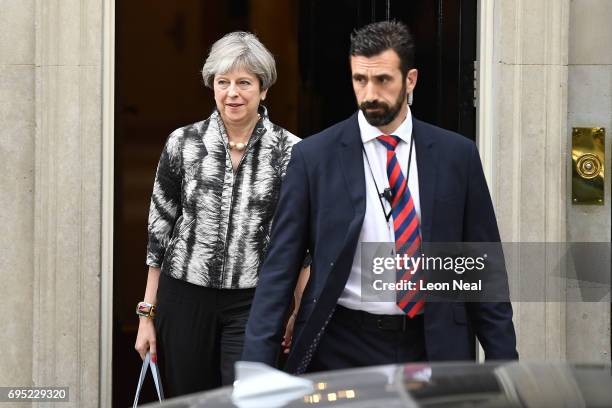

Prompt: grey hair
xmin=202 ymin=31 xmax=277 ymax=90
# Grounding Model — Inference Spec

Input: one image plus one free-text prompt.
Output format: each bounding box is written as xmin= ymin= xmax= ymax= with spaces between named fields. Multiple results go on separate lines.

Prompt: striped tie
xmin=377 ymin=135 xmax=424 ymax=317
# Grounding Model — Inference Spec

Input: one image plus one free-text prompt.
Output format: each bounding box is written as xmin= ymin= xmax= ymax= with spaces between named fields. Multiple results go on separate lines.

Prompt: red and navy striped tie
xmin=377 ymin=135 xmax=424 ymax=317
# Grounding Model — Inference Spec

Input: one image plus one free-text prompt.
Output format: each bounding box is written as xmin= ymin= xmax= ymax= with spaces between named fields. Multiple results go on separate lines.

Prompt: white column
xmin=565 ymin=0 xmax=612 ymax=362
xmin=492 ymin=0 xmax=570 ymax=360
xmin=32 ymin=0 xmax=103 ymax=406
xmin=0 ymin=0 xmax=36 ymax=390
xmin=101 ymin=0 xmax=115 ymax=405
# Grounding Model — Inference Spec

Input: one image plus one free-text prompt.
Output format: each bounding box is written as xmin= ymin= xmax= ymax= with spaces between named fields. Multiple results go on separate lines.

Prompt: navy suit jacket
xmin=242 ymin=113 xmax=518 ymax=373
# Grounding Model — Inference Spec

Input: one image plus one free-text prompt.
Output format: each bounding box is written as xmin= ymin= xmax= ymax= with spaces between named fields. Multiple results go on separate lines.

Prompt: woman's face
xmin=213 ymin=67 xmax=267 ymax=127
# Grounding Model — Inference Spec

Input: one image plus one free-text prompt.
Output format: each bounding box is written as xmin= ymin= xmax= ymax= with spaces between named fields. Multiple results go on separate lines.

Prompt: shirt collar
xmin=358 ymin=106 xmax=413 ymax=145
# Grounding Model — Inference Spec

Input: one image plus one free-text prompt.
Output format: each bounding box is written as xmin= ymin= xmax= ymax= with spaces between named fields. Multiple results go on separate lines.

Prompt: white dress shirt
xmin=337 ymin=108 xmax=421 ymax=315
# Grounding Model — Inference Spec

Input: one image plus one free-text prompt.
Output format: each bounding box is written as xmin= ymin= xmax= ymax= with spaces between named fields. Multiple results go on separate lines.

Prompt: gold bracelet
xmin=136 ymin=301 xmax=156 ymax=318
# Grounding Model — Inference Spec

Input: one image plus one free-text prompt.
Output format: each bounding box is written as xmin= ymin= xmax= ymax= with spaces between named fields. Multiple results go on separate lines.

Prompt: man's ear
xmin=406 ymin=68 xmax=418 ymax=94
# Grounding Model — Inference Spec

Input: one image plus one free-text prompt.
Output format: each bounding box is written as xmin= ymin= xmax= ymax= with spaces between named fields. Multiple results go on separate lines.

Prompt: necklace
xmin=227 ymin=113 xmax=261 ymax=152
xmin=228 ymin=141 xmax=247 ymax=151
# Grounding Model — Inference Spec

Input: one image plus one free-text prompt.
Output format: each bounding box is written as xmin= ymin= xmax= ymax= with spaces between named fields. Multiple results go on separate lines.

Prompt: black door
xmin=297 ymin=0 xmax=477 ymax=140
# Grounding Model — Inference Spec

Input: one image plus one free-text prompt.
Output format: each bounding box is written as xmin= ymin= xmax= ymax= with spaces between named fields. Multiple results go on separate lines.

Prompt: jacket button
xmin=313 ymin=298 xmax=317 ymax=303
xmin=330 ymin=262 xmax=334 ymax=267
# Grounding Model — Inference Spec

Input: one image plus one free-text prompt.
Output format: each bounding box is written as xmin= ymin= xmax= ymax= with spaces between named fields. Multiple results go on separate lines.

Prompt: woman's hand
xmin=282 ymin=265 xmax=310 ymax=354
xmin=281 ymin=313 xmax=297 ymax=354
xmin=135 ymin=267 xmax=161 ymax=363
xmin=135 ymin=317 xmax=157 ymax=363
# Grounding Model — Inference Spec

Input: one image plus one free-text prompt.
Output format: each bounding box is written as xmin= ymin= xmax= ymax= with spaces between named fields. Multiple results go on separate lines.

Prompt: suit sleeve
xmin=463 ymin=142 xmax=519 ymax=360
xmin=242 ymin=144 xmax=310 ymax=365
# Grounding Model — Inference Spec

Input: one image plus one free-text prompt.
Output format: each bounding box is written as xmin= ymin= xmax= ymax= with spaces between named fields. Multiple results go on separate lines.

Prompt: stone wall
xmin=491 ymin=0 xmax=610 ymax=362
xmin=493 ymin=0 xmax=570 ymax=360
xmin=0 ymin=0 xmax=36 ymax=396
xmin=566 ymin=0 xmax=612 ymax=362
xmin=0 ymin=1 xmax=609 ymax=406
xmin=0 ymin=0 xmax=103 ymax=406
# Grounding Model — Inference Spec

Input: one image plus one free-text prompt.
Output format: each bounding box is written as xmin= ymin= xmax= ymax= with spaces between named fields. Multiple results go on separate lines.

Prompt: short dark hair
xmin=350 ymin=21 xmax=415 ymax=77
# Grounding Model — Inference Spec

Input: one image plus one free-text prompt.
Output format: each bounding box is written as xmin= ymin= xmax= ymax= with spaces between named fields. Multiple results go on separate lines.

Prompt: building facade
xmin=1 ymin=0 xmax=610 ymax=406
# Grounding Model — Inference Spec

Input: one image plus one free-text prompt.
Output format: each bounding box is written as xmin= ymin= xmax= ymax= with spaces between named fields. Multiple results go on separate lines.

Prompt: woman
xmin=134 ymin=31 xmax=301 ymax=397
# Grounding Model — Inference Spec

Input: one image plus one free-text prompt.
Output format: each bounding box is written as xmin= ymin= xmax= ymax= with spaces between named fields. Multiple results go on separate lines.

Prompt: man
xmin=243 ymin=21 xmax=517 ymax=373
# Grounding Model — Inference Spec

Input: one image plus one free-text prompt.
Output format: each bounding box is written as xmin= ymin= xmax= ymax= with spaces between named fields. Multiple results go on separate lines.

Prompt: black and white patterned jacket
xmin=146 ymin=108 xmax=300 ymax=288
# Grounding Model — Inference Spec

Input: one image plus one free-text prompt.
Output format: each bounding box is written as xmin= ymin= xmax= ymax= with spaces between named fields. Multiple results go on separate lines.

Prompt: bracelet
xmin=136 ymin=301 xmax=156 ymax=318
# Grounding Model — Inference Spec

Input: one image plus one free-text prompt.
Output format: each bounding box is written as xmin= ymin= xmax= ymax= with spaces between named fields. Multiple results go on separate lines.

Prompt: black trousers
xmin=307 ymin=305 xmax=427 ymax=372
xmin=154 ymin=273 xmax=255 ymax=398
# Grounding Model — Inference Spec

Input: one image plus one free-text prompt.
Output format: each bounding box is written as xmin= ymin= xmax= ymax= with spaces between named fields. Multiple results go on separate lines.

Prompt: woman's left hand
xmin=281 ymin=313 xmax=297 ymax=354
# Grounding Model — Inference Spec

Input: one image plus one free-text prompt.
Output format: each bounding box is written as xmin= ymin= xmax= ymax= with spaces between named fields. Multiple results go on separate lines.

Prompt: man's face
xmin=350 ymin=49 xmax=417 ymax=127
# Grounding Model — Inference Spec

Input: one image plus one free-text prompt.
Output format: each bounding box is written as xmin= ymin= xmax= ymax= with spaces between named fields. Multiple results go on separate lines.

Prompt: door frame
xmin=101 ymin=0 xmax=115 ymax=405
xmin=99 ymin=0 xmax=496 ymax=399
xmin=476 ymin=0 xmax=496 ymax=196
xmin=475 ymin=0 xmax=496 ymax=362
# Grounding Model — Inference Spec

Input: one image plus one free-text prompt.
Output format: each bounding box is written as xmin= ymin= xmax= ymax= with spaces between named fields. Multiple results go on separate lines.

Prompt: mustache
xmin=360 ymin=100 xmax=389 ymax=110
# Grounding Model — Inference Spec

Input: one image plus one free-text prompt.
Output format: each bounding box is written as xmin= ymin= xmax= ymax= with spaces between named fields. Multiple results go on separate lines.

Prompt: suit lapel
xmin=338 ymin=114 xmax=366 ymax=217
xmin=413 ymin=118 xmax=437 ymax=243
xmin=334 ymin=115 xmax=437 ymax=241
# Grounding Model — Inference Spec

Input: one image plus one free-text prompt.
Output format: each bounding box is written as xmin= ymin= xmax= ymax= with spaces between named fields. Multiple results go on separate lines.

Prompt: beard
xmin=359 ymin=83 xmax=407 ymax=127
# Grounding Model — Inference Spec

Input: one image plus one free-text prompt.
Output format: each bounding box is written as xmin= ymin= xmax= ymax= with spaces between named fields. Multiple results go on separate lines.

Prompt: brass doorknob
xmin=576 ymin=153 xmax=602 ymax=180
